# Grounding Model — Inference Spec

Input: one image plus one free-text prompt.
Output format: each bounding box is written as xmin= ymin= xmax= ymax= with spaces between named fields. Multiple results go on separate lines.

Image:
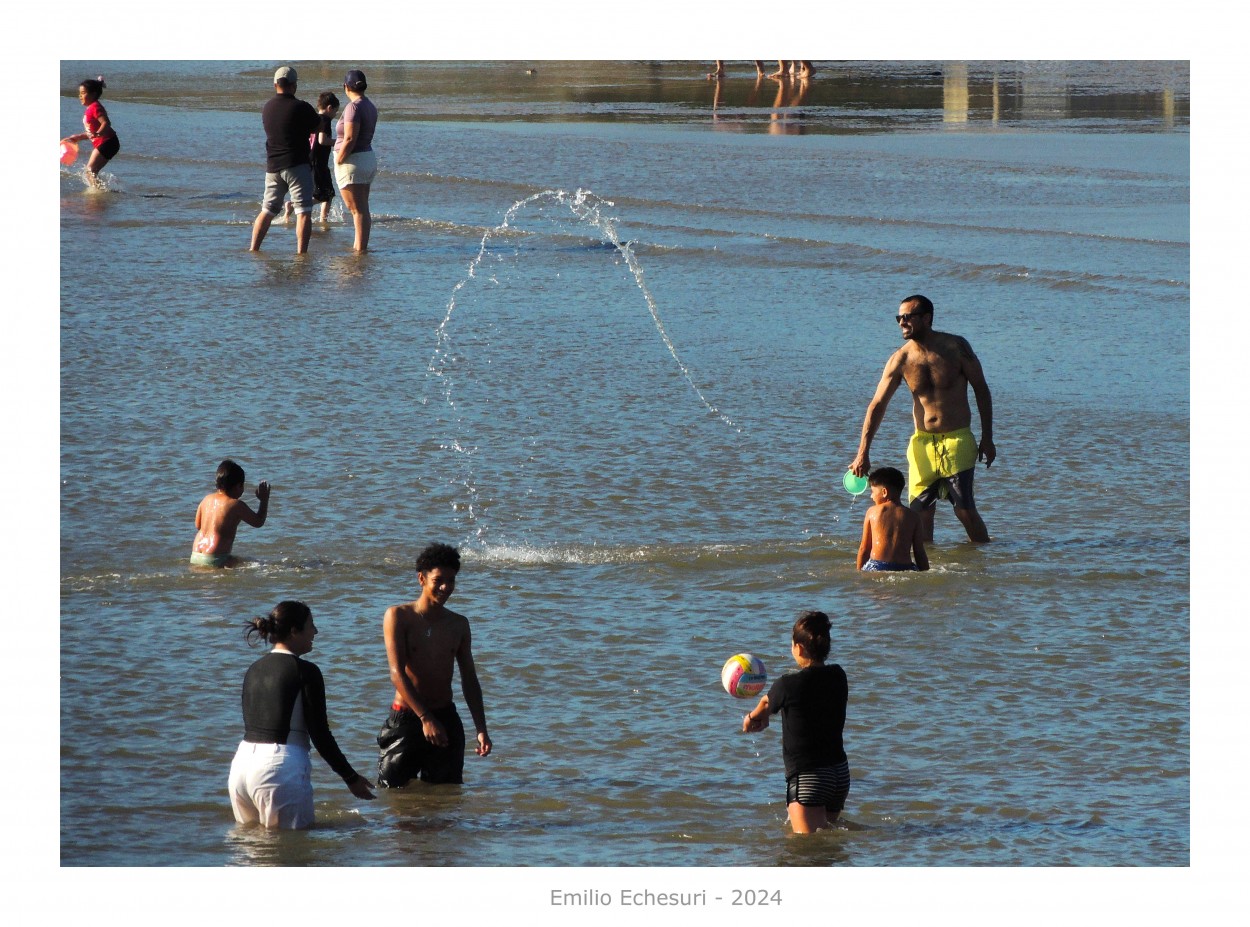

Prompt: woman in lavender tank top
xmin=334 ymin=68 xmax=378 ymax=252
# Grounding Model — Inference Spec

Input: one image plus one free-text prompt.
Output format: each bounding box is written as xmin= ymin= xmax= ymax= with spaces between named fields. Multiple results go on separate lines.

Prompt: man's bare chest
xmin=403 ymin=619 xmax=459 ymax=656
xmin=903 ymin=347 xmax=965 ymax=394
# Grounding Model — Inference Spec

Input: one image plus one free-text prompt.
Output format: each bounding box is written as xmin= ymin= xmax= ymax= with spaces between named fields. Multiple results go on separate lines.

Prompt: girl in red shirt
xmin=62 ymin=77 xmax=120 ymax=186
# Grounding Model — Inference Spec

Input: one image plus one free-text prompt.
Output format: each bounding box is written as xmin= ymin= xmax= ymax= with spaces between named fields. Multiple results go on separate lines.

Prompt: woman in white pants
xmin=228 ymin=601 xmax=374 ymax=829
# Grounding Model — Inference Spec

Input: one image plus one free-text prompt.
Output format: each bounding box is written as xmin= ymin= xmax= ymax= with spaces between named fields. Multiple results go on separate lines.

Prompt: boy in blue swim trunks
xmin=856 ymin=467 xmax=928 ymax=572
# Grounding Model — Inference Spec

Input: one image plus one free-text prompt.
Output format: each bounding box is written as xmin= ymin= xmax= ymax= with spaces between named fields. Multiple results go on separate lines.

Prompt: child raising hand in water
xmin=62 ymin=77 xmax=120 ymax=186
xmin=191 ymin=459 xmax=270 ymax=568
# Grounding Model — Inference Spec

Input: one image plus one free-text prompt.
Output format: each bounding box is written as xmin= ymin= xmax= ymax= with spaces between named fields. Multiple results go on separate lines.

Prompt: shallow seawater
xmin=58 ymin=61 xmax=1188 ymax=868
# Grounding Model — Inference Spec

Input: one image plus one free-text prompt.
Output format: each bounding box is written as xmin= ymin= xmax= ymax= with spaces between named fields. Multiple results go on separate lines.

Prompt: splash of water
xmin=63 ymin=164 xmax=119 ymax=192
xmin=425 ymin=188 xmax=741 ymax=539
xmin=428 ymin=189 xmax=737 ymax=428
xmin=560 ymin=190 xmax=738 ymax=430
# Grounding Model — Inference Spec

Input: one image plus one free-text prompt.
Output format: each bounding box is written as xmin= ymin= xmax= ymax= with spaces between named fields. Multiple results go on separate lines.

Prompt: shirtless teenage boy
xmin=190 ymin=459 xmax=270 ymax=568
xmin=377 ymin=543 xmax=492 ymax=787
xmin=856 ymin=467 xmax=929 ymax=572
xmin=850 ymin=295 xmax=996 ymax=543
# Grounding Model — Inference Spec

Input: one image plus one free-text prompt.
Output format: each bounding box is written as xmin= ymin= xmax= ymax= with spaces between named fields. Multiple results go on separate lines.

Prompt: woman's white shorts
xmin=228 ymin=741 xmax=314 ymax=829
xmin=335 ymin=149 xmax=377 ymax=189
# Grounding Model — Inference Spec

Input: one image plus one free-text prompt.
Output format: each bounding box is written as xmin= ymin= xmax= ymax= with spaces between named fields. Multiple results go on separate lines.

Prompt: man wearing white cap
xmin=249 ymin=66 xmax=320 ymax=254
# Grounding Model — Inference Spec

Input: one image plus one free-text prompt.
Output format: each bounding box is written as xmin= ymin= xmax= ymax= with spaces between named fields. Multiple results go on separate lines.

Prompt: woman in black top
xmin=742 ymin=610 xmax=850 ymax=833
xmin=227 ymin=601 xmax=374 ymax=829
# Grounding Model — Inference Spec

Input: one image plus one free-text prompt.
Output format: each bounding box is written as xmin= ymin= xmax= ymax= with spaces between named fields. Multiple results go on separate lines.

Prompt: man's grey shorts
xmin=261 ymin=164 xmax=314 ymax=216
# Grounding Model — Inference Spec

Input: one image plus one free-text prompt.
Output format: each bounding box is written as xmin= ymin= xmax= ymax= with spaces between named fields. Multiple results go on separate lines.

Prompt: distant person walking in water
xmin=377 ymin=542 xmax=492 ymax=787
xmin=249 ymin=66 xmax=320 ymax=254
xmin=190 ymin=459 xmax=270 ymax=567
xmin=850 ymin=294 xmax=995 ymax=543
xmin=62 ymin=77 xmax=120 ymax=187
xmin=856 ymin=467 xmax=929 ymax=572
xmin=334 ymin=69 xmax=378 ymax=252
xmin=228 ymin=601 xmax=375 ymax=829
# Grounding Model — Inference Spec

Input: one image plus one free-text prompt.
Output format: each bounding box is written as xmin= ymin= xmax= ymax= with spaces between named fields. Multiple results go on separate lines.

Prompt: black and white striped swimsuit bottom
xmin=785 ymin=760 xmax=850 ymax=812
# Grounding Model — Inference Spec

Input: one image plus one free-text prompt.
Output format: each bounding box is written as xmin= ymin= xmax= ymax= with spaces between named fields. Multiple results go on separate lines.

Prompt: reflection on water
xmin=225 ymin=824 xmax=315 ymax=867
xmin=60 ymin=175 xmax=120 ymax=215
xmin=944 ymin=63 xmax=969 ymax=123
xmin=61 ymin=60 xmax=1188 ymax=135
xmin=773 ymin=827 xmax=854 ymax=868
xmin=325 ymin=251 xmax=370 ymax=283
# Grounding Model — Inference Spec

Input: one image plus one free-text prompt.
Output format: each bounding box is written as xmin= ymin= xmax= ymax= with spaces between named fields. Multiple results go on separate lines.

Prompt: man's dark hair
xmin=416 ymin=542 xmax=461 ymax=575
xmin=900 ymin=294 xmax=933 ymax=315
xmin=317 ymin=91 xmax=340 ymax=110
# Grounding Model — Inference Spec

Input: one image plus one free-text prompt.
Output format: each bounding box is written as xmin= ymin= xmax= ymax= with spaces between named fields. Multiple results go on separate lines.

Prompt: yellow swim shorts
xmin=906 ymin=427 xmax=977 ymax=503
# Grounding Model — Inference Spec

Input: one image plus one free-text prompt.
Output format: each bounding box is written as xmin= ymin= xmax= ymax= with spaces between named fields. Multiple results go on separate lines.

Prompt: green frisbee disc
xmin=843 ymin=470 xmax=869 ymax=495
